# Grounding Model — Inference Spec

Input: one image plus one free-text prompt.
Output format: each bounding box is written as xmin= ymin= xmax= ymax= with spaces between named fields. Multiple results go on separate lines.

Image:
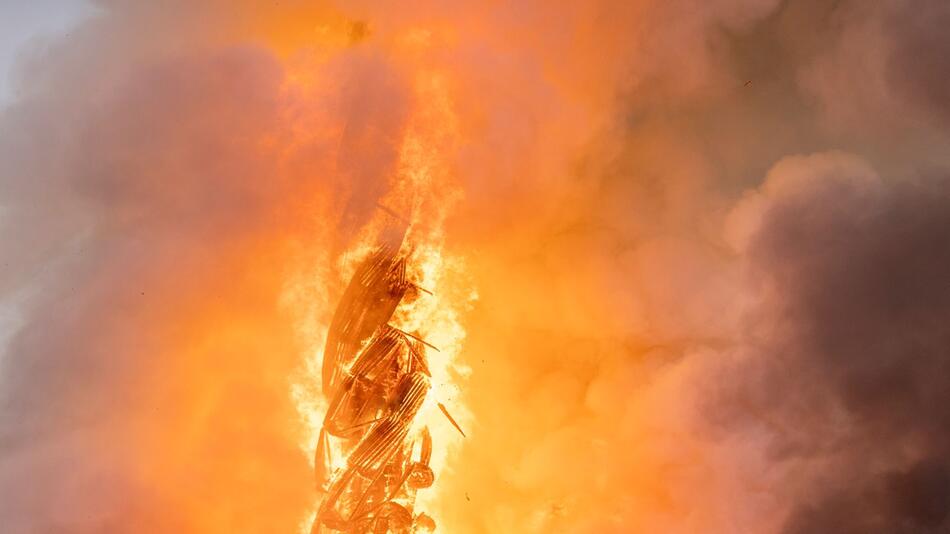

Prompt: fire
xmin=288 ymin=47 xmax=474 ymax=533
xmin=9 ymin=2 xmax=938 ymax=534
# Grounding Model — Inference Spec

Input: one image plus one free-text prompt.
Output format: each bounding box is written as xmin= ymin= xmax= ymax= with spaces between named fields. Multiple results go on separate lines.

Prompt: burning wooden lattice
xmin=311 ymin=241 xmax=451 ymax=533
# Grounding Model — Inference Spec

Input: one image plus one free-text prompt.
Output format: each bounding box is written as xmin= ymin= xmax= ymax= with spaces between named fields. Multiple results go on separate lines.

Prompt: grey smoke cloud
xmin=729 ymin=153 xmax=950 ymax=533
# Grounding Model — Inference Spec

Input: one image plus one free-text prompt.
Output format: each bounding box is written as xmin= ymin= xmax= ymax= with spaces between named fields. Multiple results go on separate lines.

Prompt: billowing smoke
xmin=715 ymin=153 xmax=950 ymax=534
xmin=1 ymin=1 xmax=949 ymax=533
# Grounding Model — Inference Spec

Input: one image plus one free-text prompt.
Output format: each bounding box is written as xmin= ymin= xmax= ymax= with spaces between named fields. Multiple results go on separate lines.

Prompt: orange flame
xmin=286 ymin=42 xmax=475 ymax=532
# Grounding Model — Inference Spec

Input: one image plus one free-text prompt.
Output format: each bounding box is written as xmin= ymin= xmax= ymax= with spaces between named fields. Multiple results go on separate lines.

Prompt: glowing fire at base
xmin=309 ymin=223 xmax=463 ymax=533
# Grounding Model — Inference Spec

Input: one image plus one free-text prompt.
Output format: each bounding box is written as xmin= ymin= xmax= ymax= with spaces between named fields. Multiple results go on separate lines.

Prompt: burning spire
xmin=311 ymin=228 xmax=441 ymax=533
xmin=292 ymin=50 xmax=471 ymax=534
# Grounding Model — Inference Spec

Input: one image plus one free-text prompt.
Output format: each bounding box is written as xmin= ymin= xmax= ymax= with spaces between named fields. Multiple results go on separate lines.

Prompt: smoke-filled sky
xmin=1 ymin=1 xmax=949 ymax=533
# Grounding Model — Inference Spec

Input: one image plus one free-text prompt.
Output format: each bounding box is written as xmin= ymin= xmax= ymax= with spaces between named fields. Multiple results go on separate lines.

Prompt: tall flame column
xmin=311 ymin=243 xmax=438 ymax=533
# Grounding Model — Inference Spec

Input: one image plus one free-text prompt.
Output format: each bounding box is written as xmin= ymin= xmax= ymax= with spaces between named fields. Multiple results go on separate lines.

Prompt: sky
xmin=0 ymin=1 xmax=96 ymax=356
xmin=1 ymin=1 xmax=949 ymax=534
xmin=0 ymin=0 xmax=96 ymax=106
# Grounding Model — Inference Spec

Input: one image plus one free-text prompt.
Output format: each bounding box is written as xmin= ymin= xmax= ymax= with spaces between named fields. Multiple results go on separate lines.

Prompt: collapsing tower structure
xmin=311 ymin=237 xmax=441 ymax=533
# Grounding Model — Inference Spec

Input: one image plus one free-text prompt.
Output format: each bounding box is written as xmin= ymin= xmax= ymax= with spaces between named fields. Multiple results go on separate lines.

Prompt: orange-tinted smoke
xmin=12 ymin=1 xmax=936 ymax=534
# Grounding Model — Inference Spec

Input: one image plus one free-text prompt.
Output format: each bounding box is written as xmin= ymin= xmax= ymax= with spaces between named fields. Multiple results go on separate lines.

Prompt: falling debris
xmin=438 ymin=402 xmax=466 ymax=437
